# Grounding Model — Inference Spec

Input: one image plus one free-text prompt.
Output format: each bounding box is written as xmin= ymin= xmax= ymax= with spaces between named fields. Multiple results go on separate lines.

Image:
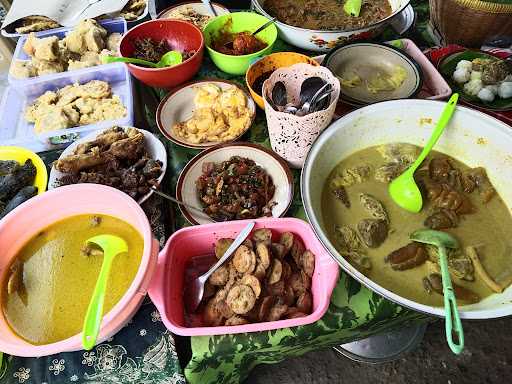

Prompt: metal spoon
xmin=296 ymin=83 xmax=332 ymax=116
xmin=82 ymin=235 xmax=128 ymax=351
xmin=102 ymin=50 xmax=183 ymax=68
xmin=185 ymin=221 xmax=256 ymax=312
xmin=411 ymin=229 xmax=464 ymax=355
xmin=271 ymin=81 xmax=288 ymax=108
xmin=389 ymin=93 xmax=459 ymax=213
xmin=150 ymin=187 xmax=214 ymax=221
xmin=299 ymin=77 xmax=327 ymax=107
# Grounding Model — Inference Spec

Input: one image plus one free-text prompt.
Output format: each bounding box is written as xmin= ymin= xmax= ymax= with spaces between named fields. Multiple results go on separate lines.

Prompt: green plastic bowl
xmin=203 ymin=12 xmax=278 ymax=75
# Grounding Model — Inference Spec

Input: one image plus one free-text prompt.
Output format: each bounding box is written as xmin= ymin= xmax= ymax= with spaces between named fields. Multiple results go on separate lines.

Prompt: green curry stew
xmin=322 ymin=143 xmax=512 ymax=307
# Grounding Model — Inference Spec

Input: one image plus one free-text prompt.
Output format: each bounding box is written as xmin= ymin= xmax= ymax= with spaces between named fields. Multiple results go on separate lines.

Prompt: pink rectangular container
xmin=148 ymin=218 xmax=339 ymax=336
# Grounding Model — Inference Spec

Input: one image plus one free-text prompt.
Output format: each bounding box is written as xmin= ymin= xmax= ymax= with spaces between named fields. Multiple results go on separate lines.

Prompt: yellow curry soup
xmin=2 ymin=214 xmax=143 ymax=345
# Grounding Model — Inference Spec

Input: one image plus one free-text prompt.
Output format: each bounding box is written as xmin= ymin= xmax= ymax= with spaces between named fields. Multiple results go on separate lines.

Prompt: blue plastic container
xmin=8 ymin=18 xmax=127 ymax=88
xmin=0 ymin=62 xmax=134 ymax=152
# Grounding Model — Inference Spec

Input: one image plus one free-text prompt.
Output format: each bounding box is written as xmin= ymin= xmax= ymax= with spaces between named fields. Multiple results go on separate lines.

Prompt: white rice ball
xmin=498 ymin=82 xmax=512 ymax=99
xmin=477 ymin=87 xmax=495 ymax=102
xmin=470 ymin=71 xmax=482 ymax=81
xmin=463 ymin=79 xmax=483 ymax=96
xmin=456 ymin=60 xmax=472 ymax=72
xmin=453 ymin=68 xmax=470 ymax=84
xmin=484 ymin=84 xmax=499 ymax=95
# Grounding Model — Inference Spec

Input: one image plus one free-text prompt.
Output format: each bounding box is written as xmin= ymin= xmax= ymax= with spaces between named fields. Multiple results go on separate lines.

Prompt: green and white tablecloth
xmin=0 ymin=2 xmax=434 ymax=383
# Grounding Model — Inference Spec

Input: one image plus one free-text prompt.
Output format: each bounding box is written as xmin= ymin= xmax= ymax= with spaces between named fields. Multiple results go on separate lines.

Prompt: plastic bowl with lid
xmin=0 ymin=184 xmax=159 ymax=357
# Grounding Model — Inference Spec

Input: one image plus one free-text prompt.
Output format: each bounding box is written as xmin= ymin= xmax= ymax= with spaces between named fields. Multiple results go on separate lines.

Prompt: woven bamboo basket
xmin=429 ymin=0 xmax=512 ymax=47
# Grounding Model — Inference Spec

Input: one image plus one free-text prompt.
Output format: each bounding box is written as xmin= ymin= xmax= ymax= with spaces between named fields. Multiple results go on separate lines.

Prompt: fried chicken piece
xmin=75 ymin=126 xmax=127 ymax=154
xmin=106 ymin=129 xmax=144 ymax=160
xmin=23 ymin=33 xmax=59 ymax=61
xmin=55 ymin=146 xmax=107 ymax=173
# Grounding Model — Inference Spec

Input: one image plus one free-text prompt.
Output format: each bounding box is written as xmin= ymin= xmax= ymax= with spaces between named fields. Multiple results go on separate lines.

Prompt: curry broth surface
xmin=2 ymin=214 xmax=143 ymax=345
xmin=322 ymin=145 xmax=512 ymax=307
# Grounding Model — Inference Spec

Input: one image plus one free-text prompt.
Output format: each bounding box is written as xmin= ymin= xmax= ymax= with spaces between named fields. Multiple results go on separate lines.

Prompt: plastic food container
xmin=8 ymin=18 xmax=127 ymax=88
xmin=0 ymin=184 xmax=159 ymax=357
xmin=148 ymin=218 xmax=340 ymax=336
xmin=0 ymin=62 xmax=133 ymax=152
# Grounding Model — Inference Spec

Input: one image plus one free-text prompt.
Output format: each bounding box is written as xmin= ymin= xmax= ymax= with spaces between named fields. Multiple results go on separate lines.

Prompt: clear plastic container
xmin=0 ymin=62 xmax=133 ymax=152
xmin=8 ymin=18 xmax=127 ymax=88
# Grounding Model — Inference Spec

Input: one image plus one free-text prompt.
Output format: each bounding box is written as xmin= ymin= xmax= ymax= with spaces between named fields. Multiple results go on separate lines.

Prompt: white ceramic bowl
xmin=251 ymin=0 xmax=410 ymax=52
xmin=302 ymin=99 xmax=512 ymax=319
xmin=48 ymin=127 xmax=167 ymax=204
xmin=176 ymin=142 xmax=294 ymax=225
xmin=157 ymin=1 xmax=230 ymax=29
xmin=323 ymin=42 xmax=423 ymax=105
xmin=156 ymin=80 xmax=256 ymax=149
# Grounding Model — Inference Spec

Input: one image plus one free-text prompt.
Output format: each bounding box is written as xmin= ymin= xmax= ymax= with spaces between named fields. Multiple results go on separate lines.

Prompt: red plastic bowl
xmin=119 ymin=19 xmax=204 ymax=89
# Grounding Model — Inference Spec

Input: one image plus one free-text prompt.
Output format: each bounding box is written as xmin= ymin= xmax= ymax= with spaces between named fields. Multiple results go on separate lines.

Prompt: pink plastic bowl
xmin=148 ymin=218 xmax=339 ymax=336
xmin=0 ymin=184 xmax=158 ymax=357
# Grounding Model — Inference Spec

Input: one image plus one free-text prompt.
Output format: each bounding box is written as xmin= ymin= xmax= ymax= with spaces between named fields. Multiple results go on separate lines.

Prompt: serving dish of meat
xmin=132 ymin=37 xmax=196 ymax=65
xmin=176 ymin=143 xmax=294 ymax=225
xmin=147 ymin=218 xmax=340 ymax=336
xmin=48 ymin=126 xmax=167 ymax=204
xmin=197 ymin=156 xmax=275 ymax=221
xmin=186 ymin=228 xmax=316 ymax=327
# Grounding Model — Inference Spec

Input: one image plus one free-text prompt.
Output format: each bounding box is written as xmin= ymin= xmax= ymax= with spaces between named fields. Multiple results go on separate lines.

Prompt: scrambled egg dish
xmin=172 ymin=84 xmax=252 ymax=144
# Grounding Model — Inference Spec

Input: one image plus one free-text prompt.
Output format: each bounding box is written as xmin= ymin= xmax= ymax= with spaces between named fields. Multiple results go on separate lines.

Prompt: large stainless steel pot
xmin=251 ymin=0 xmax=410 ymax=52
xmin=302 ymin=99 xmax=512 ymax=319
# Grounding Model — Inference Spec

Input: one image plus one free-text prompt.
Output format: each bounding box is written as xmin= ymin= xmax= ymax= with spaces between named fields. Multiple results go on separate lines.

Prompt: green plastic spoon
xmin=82 ymin=235 xmax=128 ymax=351
xmin=102 ymin=50 xmax=183 ymax=68
xmin=344 ymin=0 xmax=362 ymax=17
xmin=411 ymin=229 xmax=464 ymax=355
xmin=389 ymin=93 xmax=459 ymax=213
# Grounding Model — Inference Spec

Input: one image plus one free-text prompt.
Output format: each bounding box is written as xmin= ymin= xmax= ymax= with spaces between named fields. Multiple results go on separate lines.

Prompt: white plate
xmin=157 ymin=2 xmax=230 ymax=29
xmin=48 ymin=127 xmax=167 ymax=205
xmin=176 ymin=142 xmax=294 ymax=225
xmin=156 ymin=80 xmax=256 ymax=149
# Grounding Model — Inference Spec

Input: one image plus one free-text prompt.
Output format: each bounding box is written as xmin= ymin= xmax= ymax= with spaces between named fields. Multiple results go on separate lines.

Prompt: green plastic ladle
xmin=411 ymin=229 xmax=464 ymax=355
xmin=102 ymin=50 xmax=183 ymax=68
xmin=389 ymin=93 xmax=459 ymax=213
xmin=82 ymin=235 xmax=128 ymax=351
xmin=344 ymin=0 xmax=362 ymax=17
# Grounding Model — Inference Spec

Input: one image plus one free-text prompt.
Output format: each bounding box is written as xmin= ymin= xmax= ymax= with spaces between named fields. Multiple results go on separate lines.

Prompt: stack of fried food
xmin=24 ymin=80 xmax=126 ymax=133
xmin=55 ymin=126 xmax=163 ymax=201
xmin=11 ymin=19 xmax=122 ymax=79
xmin=197 ymin=228 xmax=316 ymax=326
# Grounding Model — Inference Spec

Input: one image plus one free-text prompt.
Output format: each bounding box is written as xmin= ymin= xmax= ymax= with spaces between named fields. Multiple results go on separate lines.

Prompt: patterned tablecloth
xmin=0 ymin=2 xmax=434 ymax=383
